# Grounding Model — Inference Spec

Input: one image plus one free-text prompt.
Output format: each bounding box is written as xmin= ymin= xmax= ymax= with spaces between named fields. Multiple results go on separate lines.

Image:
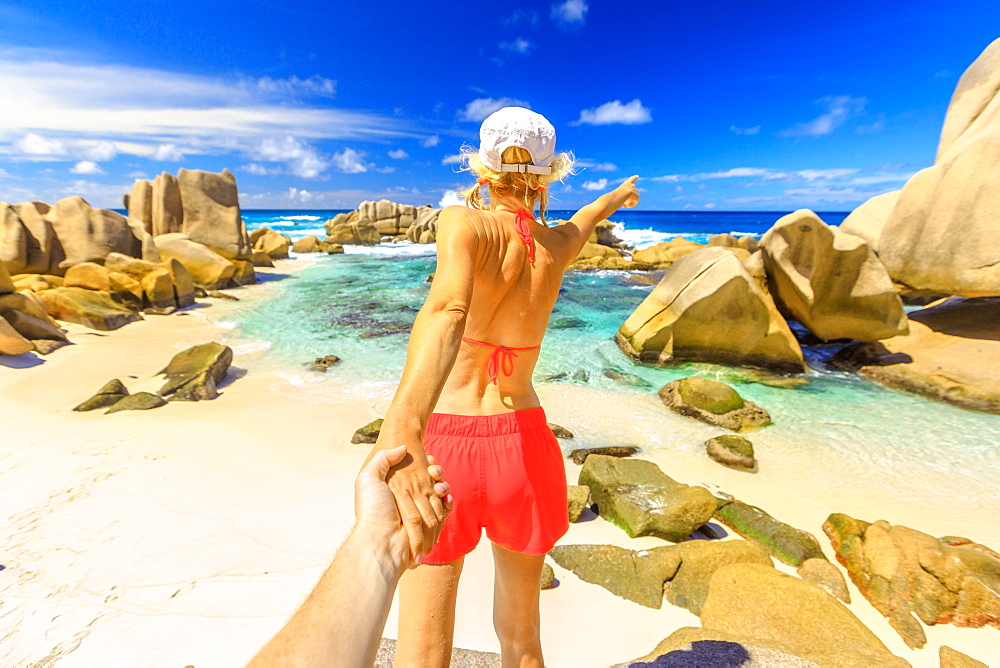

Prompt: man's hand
xmin=356 ymin=445 xmax=451 ymax=569
xmin=616 ymin=175 xmax=640 ymax=209
xmin=384 ymin=448 xmax=451 ymax=567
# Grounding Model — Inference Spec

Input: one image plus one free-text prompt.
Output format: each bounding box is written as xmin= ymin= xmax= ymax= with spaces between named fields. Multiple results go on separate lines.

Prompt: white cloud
xmin=241 ymin=162 xmax=274 ymax=175
xmin=388 ymin=148 xmax=409 ymax=159
xmin=0 ymin=53 xmax=410 ymax=164
xmin=287 ymin=187 xmax=312 ymax=202
xmin=252 ymin=136 xmax=329 ymax=178
xmin=70 ymin=160 xmax=104 ymax=175
xmin=421 ymin=135 xmax=441 ymax=147
xmin=730 ymin=125 xmax=761 ymax=135
xmin=499 ymin=38 xmax=532 ymax=54
xmin=780 ymin=95 xmax=867 ymax=137
xmin=439 ymin=189 xmax=464 ymax=207
xmin=571 ymin=99 xmax=651 ymax=126
xmin=503 ymin=9 xmax=539 ymax=26
xmin=124 ymin=170 xmax=147 ymax=178
xmin=152 ymin=143 xmax=185 ymax=161
xmin=441 ymin=154 xmax=464 ymax=165
xmin=576 ymin=159 xmax=617 ymax=172
xmin=582 ymin=178 xmax=608 ymax=191
xmin=551 ymin=0 xmax=588 ymax=29
xmin=332 ymin=147 xmax=368 ymax=174
xmin=14 ymin=132 xmax=68 ymax=156
xmin=254 ymin=75 xmax=336 ymax=97
xmin=459 ymin=97 xmax=531 ymax=122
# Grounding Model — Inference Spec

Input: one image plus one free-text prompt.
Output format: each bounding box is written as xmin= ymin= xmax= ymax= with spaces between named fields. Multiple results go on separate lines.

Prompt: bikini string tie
xmin=514 ymin=209 xmax=536 ymax=264
xmin=461 ymin=337 xmax=541 ymax=385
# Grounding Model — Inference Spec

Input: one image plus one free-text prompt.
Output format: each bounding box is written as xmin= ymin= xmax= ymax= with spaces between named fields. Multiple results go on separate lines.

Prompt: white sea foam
xmin=343 ymin=241 xmax=437 ymax=257
xmin=279 ymin=215 xmax=324 ymax=221
xmin=617 ymin=227 xmax=697 ymax=249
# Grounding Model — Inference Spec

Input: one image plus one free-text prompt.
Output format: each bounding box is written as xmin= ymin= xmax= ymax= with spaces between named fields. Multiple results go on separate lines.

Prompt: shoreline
xmin=2 ymin=266 xmax=998 ymax=666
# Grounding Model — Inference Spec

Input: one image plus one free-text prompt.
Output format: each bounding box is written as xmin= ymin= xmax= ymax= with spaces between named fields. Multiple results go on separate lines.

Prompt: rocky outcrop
xmin=249 ymin=227 xmax=292 ymax=259
xmin=0 ymin=260 xmax=14 ymax=294
xmin=154 ymin=234 xmax=236 ymax=290
xmin=0 ymin=291 xmax=69 ymax=355
xmin=105 ymin=391 xmax=167 ymax=413
xmin=405 ymin=207 xmax=442 ymax=244
xmin=662 ymin=540 xmax=774 ymax=615
xmin=836 ymin=297 xmax=1000 ymax=414
xmin=631 ymin=237 xmax=704 ymax=267
xmin=358 ymin=199 xmax=428 ymax=236
xmin=157 ymin=342 xmax=233 ymax=401
xmin=575 ymin=242 xmax=621 ymax=261
xmin=760 ymin=210 xmax=908 ymax=342
xmin=824 ymin=512 xmax=1000 ymax=649
xmin=0 ymin=314 xmax=33 ymax=354
xmin=291 ymin=235 xmax=339 ymax=254
xmin=705 ymin=435 xmax=755 ymax=471
xmin=715 ymin=498 xmax=825 ymax=567
xmin=589 ymin=219 xmax=621 ymax=246
xmin=797 ymin=557 xmax=850 ymax=604
xmin=617 ymin=247 xmax=806 ymax=372
xmin=36 ymin=286 xmax=142 ymax=330
xmin=549 ymin=544 xmax=683 ymax=608
xmin=324 ymin=210 xmax=379 ymax=246
xmin=579 ymin=454 xmax=717 ymax=541
xmin=839 ymin=190 xmax=900 ymax=253
xmin=566 ymin=485 xmax=590 ymax=522
xmin=658 ymin=377 xmax=772 ymax=432
xmin=940 ymin=646 xmax=990 ymax=668
xmin=633 ymin=564 xmax=908 ymax=667
xmin=847 ymin=39 xmax=1000 ymax=296
xmin=547 ymin=422 xmax=573 ymax=438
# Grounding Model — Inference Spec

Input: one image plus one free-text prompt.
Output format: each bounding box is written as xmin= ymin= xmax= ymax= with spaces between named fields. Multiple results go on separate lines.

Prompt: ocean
xmin=211 ymin=209 xmax=1000 ymax=525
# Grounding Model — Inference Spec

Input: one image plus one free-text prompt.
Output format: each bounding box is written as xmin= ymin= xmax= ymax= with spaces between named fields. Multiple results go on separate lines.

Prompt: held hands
xmin=382 ymin=446 xmax=452 ymax=567
xmin=355 ymin=445 xmax=452 ymax=570
xmin=616 ymin=176 xmax=640 ymax=209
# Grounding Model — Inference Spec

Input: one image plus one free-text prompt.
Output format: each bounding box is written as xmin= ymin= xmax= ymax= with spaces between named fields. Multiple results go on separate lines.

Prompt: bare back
xmin=433 ymin=206 xmax=574 ymax=415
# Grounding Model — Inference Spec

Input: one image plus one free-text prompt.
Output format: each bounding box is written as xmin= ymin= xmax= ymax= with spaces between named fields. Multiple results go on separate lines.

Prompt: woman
xmin=370 ymin=106 xmax=639 ymax=667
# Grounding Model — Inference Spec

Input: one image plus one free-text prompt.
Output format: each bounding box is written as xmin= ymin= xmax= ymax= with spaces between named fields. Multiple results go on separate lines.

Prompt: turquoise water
xmin=209 ymin=211 xmax=1000 ymax=528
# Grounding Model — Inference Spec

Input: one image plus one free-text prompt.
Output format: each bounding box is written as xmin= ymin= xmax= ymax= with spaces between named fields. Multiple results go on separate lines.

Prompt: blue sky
xmin=0 ymin=1 xmax=997 ymax=211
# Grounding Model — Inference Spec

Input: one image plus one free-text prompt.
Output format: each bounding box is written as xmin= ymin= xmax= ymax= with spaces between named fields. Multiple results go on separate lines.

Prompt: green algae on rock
xmin=569 ymin=445 xmax=640 ymax=465
xmin=37 ymin=286 xmax=143 ymax=331
xmin=579 ymin=454 xmax=716 ymax=542
xmin=714 ymin=498 xmax=825 ymax=567
xmin=106 ymin=391 xmax=168 ymax=414
xmin=157 ymin=342 xmax=233 ymax=401
xmin=351 ymin=418 xmax=384 ymax=444
xmin=73 ymin=378 xmax=129 ymax=412
xmin=659 ymin=377 xmax=772 ymax=432
xmin=548 ymin=543 xmax=682 ymax=609
xmin=705 ymin=434 xmax=756 ymax=471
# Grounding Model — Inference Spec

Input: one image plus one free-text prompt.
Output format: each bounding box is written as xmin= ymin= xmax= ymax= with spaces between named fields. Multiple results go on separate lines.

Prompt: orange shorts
xmin=422 ymin=407 xmax=568 ymax=564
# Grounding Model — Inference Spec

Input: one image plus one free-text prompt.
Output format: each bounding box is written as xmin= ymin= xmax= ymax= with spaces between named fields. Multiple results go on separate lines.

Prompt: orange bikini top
xmin=461 ymin=209 xmax=540 ymax=384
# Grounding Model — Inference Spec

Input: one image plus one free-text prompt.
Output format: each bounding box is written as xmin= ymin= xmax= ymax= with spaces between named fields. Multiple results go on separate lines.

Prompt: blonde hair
xmin=459 ymin=145 xmax=575 ymax=223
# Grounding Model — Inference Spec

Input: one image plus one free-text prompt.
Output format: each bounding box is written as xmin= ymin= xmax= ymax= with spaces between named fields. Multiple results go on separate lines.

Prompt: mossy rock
xmin=352 ymin=418 xmax=384 ymax=444
xmin=37 ymin=287 xmax=143 ymax=331
xmin=569 ymin=445 xmax=640 ymax=465
xmin=73 ymin=378 xmax=129 ymax=412
xmin=705 ymin=435 xmax=756 ymax=471
xmin=106 ymin=391 xmax=167 ymax=414
xmin=157 ymin=342 xmax=233 ymax=401
xmin=677 ymin=376 xmax=744 ymax=414
xmin=548 ymin=422 xmax=574 ymax=439
xmin=549 ymin=543 xmax=681 ymax=609
xmin=715 ymin=499 xmax=825 ymax=566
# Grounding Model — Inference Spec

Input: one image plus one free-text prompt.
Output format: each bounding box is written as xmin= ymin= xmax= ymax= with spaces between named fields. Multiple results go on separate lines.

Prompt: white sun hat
xmin=478 ymin=107 xmax=556 ymax=175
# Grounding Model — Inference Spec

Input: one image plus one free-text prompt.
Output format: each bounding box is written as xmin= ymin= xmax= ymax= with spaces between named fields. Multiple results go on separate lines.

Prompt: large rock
xmin=649 ymin=563 xmax=909 ymax=667
xmin=176 ymin=168 xmax=251 ymax=260
xmin=589 ymin=219 xmax=621 ymax=246
xmin=715 ymin=498 xmax=826 ymax=567
xmin=760 ymin=210 xmax=908 ymax=341
xmin=46 ymin=197 xmax=147 ymax=270
xmin=873 ymin=39 xmax=1000 ymax=297
xmin=63 ymin=262 xmax=111 ymax=292
xmin=658 ymin=376 xmax=772 ymax=432
xmin=1 ymin=202 xmax=62 ymax=274
xmin=106 ymin=391 xmax=168 ymax=414
xmin=151 ymin=172 xmax=184 ymax=237
xmin=661 ymin=540 xmax=773 ymax=615
xmin=579 ymin=454 xmax=717 ymax=541
xmin=250 ymin=227 xmax=292 ymax=259
xmin=824 ymin=513 xmax=1000 ymax=649
xmin=617 ymin=247 xmax=805 ymax=372
xmin=2 ymin=309 xmax=68 ymax=344
xmin=325 ymin=209 xmax=380 ymax=246
xmin=0 ymin=258 xmax=13 ymax=293
xmin=940 ymin=646 xmax=990 ymax=668
xmin=141 ymin=266 xmax=176 ymax=314
xmin=840 ymin=297 xmax=1000 ymax=414
xmin=126 ymin=179 xmax=154 ymax=234
xmin=0 ymin=314 xmax=34 ymax=354
xmin=798 ymin=557 xmax=850 ymax=604
xmin=37 ymin=287 xmax=143 ymax=330
xmin=839 ymin=190 xmax=900 ymax=253
xmin=0 ymin=202 xmax=29 ymax=275
xmin=704 ymin=435 xmax=756 ymax=471
xmin=162 ymin=258 xmax=195 ymax=308
xmin=548 ymin=544 xmax=682 ymax=609
xmin=574 ymin=242 xmax=621 ymax=260
xmin=154 ymin=234 xmax=236 ymax=290
xmin=357 ymin=199 xmax=422 ymax=235
xmin=404 ymin=207 xmax=442 ymax=244
xmin=631 ymin=237 xmax=704 ymax=267
xmin=627 ymin=629 xmax=820 ymax=668
xmin=73 ymin=379 xmax=129 ymax=412
xmin=291 ymin=235 xmax=322 ymax=253
xmin=157 ymin=342 xmax=233 ymax=401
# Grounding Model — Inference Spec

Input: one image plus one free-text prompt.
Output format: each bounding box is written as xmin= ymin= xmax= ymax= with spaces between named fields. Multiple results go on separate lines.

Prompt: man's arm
xmin=369 ymin=206 xmax=479 ymax=563
xmin=248 ymin=446 xmax=452 ymax=668
xmin=556 ymin=176 xmax=640 ymax=261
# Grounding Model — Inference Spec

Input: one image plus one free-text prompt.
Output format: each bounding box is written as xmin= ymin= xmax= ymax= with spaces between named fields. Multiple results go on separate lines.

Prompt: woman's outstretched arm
xmin=557 ymin=176 xmax=640 ymax=260
xmin=368 ymin=206 xmax=479 ymax=564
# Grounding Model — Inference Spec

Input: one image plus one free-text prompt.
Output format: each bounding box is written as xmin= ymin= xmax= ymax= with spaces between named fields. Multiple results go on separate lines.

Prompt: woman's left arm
xmin=368 ymin=206 xmax=479 ymax=563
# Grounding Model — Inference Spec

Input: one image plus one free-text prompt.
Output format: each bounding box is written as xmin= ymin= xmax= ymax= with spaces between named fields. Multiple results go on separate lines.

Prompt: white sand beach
xmin=2 ymin=277 xmax=997 ymax=667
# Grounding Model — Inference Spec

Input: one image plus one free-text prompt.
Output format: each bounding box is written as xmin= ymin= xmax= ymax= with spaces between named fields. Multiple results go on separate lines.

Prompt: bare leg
xmin=491 ymin=543 xmax=544 ymax=668
xmin=393 ymin=558 xmax=464 ymax=668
